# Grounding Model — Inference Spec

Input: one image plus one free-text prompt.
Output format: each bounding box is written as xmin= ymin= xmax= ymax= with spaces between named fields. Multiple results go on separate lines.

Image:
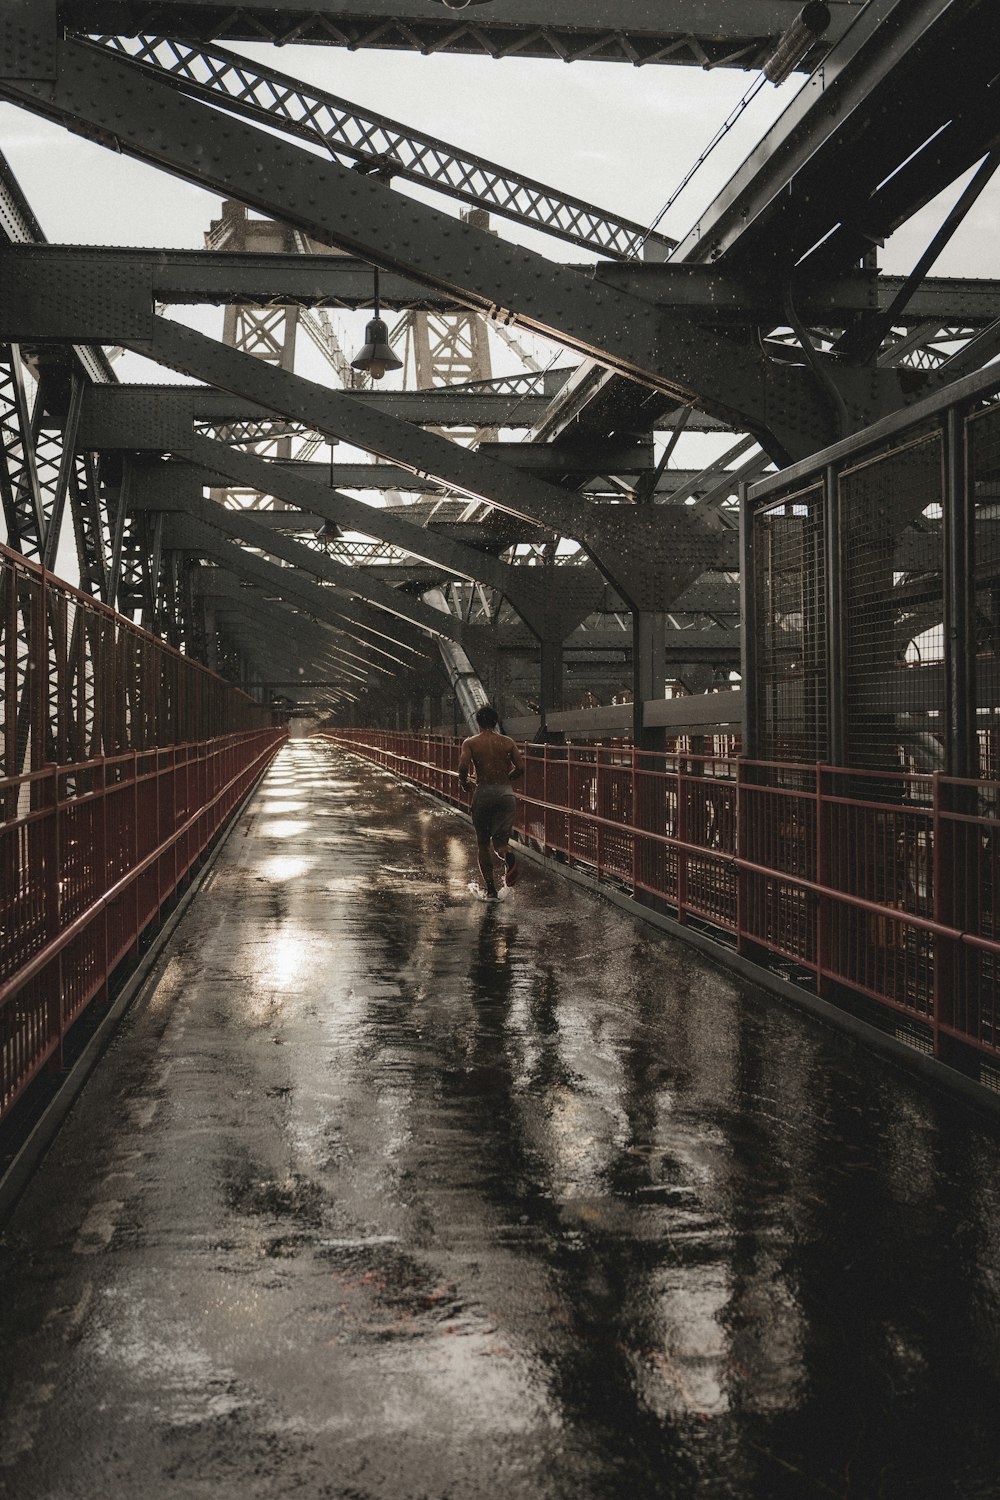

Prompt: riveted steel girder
xmin=184 ymin=476 xmax=616 ymax=641
xmin=78 ymin=378 xmax=553 ymax=437
xmin=19 ymin=240 xmax=1000 ymax=337
xmin=94 ymin=33 xmax=675 ymax=262
xmin=190 ymin=565 xmax=395 ymax=677
xmin=672 ymin=0 xmax=1000 ymax=278
xmin=75 ymin=379 xmax=556 ymax=448
xmin=129 ymin=468 xmax=463 ymax=640
xmin=58 ymin=2 xmax=854 ymax=68
xmin=101 ymin=315 xmax=722 ymax=610
xmin=185 ymin=432 xmax=513 ymax=593
xmin=209 ymin=609 xmax=375 ymax=689
xmin=2 ymin=242 xmax=461 ymax=312
xmin=0 ymin=33 xmax=855 ymax=456
xmin=164 ymin=514 xmax=430 ymax=665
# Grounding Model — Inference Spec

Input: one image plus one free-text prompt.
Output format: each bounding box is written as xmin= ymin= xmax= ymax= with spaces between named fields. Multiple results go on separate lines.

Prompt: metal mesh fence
xmin=839 ymin=433 xmax=944 ymax=773
xmin=967 ymin=401 xmax=1000 ymax=779
xmin=752 ymin=483 xmax=827 ymax=763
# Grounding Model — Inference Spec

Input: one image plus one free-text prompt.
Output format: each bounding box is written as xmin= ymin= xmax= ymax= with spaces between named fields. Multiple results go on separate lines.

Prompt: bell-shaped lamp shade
xmin=351 ymin=315 xmax=402 ymax=380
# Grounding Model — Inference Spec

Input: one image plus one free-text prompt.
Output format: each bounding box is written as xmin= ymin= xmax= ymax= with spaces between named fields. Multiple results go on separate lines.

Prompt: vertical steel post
xmin=940 ymin=403 xmax=974 ymax=1059
xmin=738 ymin=482 xmax=758 ymax=760
xmin=538 ymin=637 xmax=563 ymax=733
xmin=824 ymin=461 xmax=845 ymax=769
xmin=40 ymin=371 xmax=85 ymax=574
xmin=944 ymin=405 xmax=974 ymax=779
xmin=632 ymin=610 xmax=666 ymax=751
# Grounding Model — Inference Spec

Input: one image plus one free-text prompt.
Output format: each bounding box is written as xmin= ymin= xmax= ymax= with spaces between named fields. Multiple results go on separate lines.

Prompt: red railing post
xmin=816 ymin=765 xmax=830 ymax=997
xmin=45 ymin=766 xmax=64 ymax=1073
xmin=931 ymin=771 xmax=943 ymax=1058
xmin=676 ymin=756 xmax=688 ymax=924
xmin=94 ymin=758 xmax=110 ymax=1005
xmin=736 ymin=758 xmax=750 ymax=957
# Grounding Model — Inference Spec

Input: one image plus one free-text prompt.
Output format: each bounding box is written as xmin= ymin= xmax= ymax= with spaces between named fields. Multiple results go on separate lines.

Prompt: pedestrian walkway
xmin=3 ymin=739 xmax=1000 ymax=1499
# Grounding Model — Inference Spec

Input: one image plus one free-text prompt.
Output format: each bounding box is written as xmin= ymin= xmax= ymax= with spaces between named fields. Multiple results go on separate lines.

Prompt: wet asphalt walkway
xmin=3 ymin=740 xmax=1000 ymax=1500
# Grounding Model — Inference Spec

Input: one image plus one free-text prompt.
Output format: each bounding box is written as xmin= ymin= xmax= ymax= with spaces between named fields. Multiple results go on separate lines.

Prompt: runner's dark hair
xmin=476 ymin=705 xmax=499 ymax=729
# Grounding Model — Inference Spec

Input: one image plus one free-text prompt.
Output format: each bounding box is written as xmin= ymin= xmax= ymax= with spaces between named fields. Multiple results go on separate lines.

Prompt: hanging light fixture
xmin=351 ymin=266 xmax=402 ymax=381
xmin=438 ymin=1 xmax=495 ymax=9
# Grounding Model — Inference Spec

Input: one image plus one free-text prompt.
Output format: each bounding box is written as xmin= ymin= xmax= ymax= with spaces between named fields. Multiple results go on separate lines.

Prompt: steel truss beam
xmin=73 ymin=370 xmax=557 ymax=439
xmin=209 ymin=608 xmax=378 ymax=693
xmin=191 ymin=564 xmax=401 ymax=681
xmin=93 ymin=34 xmax=674 ymax=262
xmin=0 ymin=32 xmax=894 ymax=458
xmin=60 ymin=2 xmax=853 ymax=67
xmin=10 ymin=244 xmax=1000 ymax=340
xmin=111 ymin=315 xmax=725 ymax=611
xmin=164 ymin=514 xmax=430 ymax=666
xmin=672 ymin=0 xmax=1000 ymax=280
xmin=127 ymin=462 xmax=465 ymax=641
xmin=76 ymin=373 xmax=746 ymax=440
xmin=175 ymin=435 xmax=514 ymax=592
xmin=135 ymin=455 xmax=713 ymax=500
xmin=0 ymin=344 xmax=45 ymax=558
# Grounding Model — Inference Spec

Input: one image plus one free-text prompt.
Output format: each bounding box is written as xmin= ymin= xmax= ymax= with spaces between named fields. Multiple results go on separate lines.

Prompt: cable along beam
xmin=87 ymin=34 xmax=674 ymax=263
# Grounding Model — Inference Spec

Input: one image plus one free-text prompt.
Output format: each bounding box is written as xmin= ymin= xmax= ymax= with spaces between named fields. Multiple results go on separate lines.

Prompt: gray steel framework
xmin=93 ymin=34 xmax=676 ymax=262
xmin=0 ymin=30 xmax=909 ymax=458
xmin=672 ymin=0 xmax=1000 ymax=281
xmin=60 ymin=1 xmax=855 ymax=67
xmin=0 ymin=1 xmax=996 ymax=725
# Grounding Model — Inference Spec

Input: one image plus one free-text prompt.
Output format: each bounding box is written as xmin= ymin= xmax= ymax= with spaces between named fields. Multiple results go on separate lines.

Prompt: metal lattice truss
xmin=0 ymin=0 xmax=998 ymax=727
xmin=93 ymin=34 xmax=676 ymax=262
xmin=62 ymin=1 xmax=855 ymax=70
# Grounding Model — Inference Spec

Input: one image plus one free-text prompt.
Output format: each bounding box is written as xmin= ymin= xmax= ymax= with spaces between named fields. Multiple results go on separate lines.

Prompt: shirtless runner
xmin=458 ymin=706 xmax=526 ymax=899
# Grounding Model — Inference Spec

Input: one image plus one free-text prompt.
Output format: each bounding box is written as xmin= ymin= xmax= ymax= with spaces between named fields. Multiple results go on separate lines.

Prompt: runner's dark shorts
xmin=471 ymin=784 xmax=516 ymax=845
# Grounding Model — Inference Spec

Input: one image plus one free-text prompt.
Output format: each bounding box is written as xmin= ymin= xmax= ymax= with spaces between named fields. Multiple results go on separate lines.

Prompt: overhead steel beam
xmin=175 ymin=440 xmax=627 ymax=644
xmin=61 ymin=2 xmax=854 ymax=67
xmin=209 ymin=609 xmax=375 ymax=689
xmin=184 ymin=433 xmax=514 ymax=592
xmin=94 ymin=34 xmax=675 ymax=262
xmin=671 ymin=0 xmax=1000 ymax=279
xmin=164 ymin=514 xmax=430 ymax=666
xmin=0 ymin=148 xmax=114 ymax=389
xmin=13 ymin=243 xmax=1000 ymax=339
xmin=108 ymin=316 xmax=724 ymax=611
xmin=190 ymin=565 xmax=399 ymax=676
xmin=74 ymin=373 xmax=555 ymax=441
xmin=0 ymin=32 xmax=875 ymax=457
xmin=129 ymin=468 xmax=465 ymax=640
xmin=77 ymin=375 xmax=738 ymax=439
xmin=128 ymin=317 xmax=577 ymax=530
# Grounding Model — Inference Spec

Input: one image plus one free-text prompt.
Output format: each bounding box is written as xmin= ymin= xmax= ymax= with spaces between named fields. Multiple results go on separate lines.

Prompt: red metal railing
xmin=1 ymin=545 xmax=285 ymax=1120
xmin=321 ymin=730 xmax=1000 ymax=1075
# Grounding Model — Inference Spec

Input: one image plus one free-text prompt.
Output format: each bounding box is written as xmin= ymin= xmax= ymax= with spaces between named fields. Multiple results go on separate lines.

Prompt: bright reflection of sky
xmin=255 ymin=925 xmax=311 ymax=993
xmin=257 ymin=855 xmax=313 ymax=883
xmin=258 ymin=820 xmax=310 ymax=840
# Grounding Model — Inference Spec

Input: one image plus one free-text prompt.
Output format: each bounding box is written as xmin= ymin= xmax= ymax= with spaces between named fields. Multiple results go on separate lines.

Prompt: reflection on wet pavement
xmin=2 ymin=740 xmax=1000 ymax=1499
